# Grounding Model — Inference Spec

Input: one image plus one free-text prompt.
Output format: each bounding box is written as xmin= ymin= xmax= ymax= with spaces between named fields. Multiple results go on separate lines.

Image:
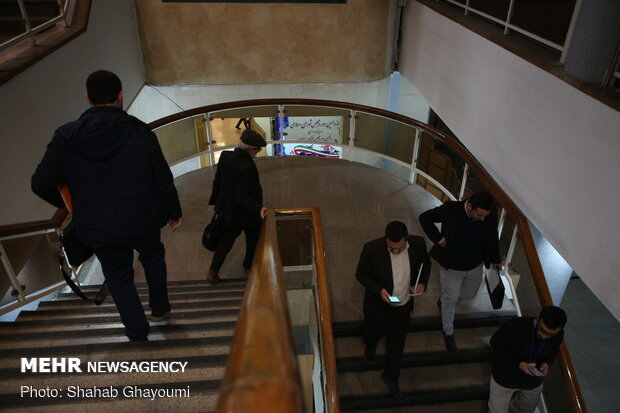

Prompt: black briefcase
xmin=60 ymin=221 xmax=94 ymax=267
xmin=202 ymin=213 xmax=224 ymax=251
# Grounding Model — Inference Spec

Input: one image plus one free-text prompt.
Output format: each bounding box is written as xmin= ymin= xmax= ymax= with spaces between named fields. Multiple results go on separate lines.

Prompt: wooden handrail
xmin=216 ymin=209 xmax=304 ymax=413
xmin=0 ymin=209 xmax=67 ymax=239
xmin=275 ymin=207 xmax=340 ymax=413
xmin=149 ymin=98 xmax=586 ymax=413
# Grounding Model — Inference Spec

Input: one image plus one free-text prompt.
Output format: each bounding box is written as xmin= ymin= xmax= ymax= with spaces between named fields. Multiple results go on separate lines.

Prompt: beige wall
xmin=134 ymin=0 xmax=390 ymax=84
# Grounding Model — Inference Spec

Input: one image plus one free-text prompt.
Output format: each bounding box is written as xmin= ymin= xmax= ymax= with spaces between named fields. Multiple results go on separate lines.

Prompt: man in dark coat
xmin=356 ymin=221 xmax=431 ymax=399
xmin=489 ymin=306 xmax=566 ymax=413
xmin=31 ymin=70 xmax=182 ymax=342
xmin=419 ymin=191 xmax=501 ymax=352
xmin=207 ymin=129 xmax=267 ymax=283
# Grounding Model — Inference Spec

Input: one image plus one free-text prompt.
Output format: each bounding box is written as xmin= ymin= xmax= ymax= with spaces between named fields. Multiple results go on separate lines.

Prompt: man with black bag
xmin=31 ymin=70 xmax=183 ymax=342
xmin=419 ymin=191 xmax=502 ymax=352
xmin=206 ymin=130 xmax=268 ymax=283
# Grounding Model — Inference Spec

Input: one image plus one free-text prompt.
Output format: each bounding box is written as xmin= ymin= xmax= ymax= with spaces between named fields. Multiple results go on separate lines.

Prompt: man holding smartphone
xmin=488 ymin=306 xmax=567 ymax=413
xmin=355 ymin=221 xmax=431 ymax=399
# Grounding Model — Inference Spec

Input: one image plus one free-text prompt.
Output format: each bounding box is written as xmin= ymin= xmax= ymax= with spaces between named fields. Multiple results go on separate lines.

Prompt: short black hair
xmin=86 ymin=70 xmax=122 ymax=105
xmin=385 ymin=221 xmax=408 ymax=242
xmin=468 ymin=191 xmax=494 ymax=211
xmin=540 ymin=306 xmax=567 ymax=329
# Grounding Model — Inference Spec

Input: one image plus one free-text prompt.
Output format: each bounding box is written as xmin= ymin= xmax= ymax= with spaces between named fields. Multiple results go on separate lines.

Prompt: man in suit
xmin=32 ymin=70 xmax=183 ymax=342
xmin=207 ymin=129 xmax=268 ymax=283
xmin=419 ymin=191 xmax=502 ymax=352
xmin=489 ymin=306 xmax=566 ymax=413
xmin=356 ymin=221 xmax=431 ymax=399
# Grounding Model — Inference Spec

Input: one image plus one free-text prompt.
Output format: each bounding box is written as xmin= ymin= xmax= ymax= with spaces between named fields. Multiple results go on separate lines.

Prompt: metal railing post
xmin=16 ymin=0 xmax=35 ymax=45
xmin=458 ymin=163 xmax=469 ymax=200
xmin=409 ymin=128 xmax=422 ymax=184
xmin=505 ymin=225 xmax=519 ymax=270
xmin=504 ymin=0 xmax=516 ymax=35
xmin=55 ymin=0 xmax=69 ymax=27
xmin=205 ymin=113 xmax=215 ymax=166
xmin=348 ymin=110 xmax=357 ymax=148
xmin=0 ymin=241 xmax=25 ymax=301
xmin=560 ymin=0 xmax=584 ymax=64
xmin=497 ymin=207 xmax=507 ymax=239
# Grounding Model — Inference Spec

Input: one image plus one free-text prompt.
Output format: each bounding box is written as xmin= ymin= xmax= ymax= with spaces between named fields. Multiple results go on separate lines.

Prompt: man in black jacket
xmin=207 ymin=130 xmax=268 ymax=283
xmin=419 ymin=191 xmax=501 ymax=352
xmin=489 ymin=306 xmax=566 ymax=413
xmin=32 ymin=70 xmax=183 ymax=342
xmin=356 ymin=221 xmax=431 ymax=399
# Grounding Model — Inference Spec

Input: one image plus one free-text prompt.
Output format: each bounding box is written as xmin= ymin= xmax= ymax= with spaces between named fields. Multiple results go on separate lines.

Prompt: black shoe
xmin=381 ymin=371 xmax=403 ymax=400
xmin=206 ymin=269 xmax=221 ymax=284
xmin=443 ymin=333 xmax=457 ymax=353
xmin=364 ymin=344 xmax=376 ymax=361
xmin=94 ymin=282 xmax=109 ymax=305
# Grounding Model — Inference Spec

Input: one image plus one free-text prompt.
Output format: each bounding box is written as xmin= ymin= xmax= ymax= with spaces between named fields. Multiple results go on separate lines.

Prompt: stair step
xmin=16 ymin=298 xmax=243 ymax=320
xmin=43 ymin=290 xmax=245 ymax=308
xmin=1 ymin=380 xmax=219 ymax=412
xmin=58 ymin=279 xmax=247 ymax=295
xmin=0 ymin=336 xmax=234 ymax=368
xmin=0 ymin=308 xmax=240 ymax=333
xmin=340 ymin=384 xmax=489 ymax=411
xmin=337 ymin=348 xmax=492 ymax=372
xmin=0 ymin=320 xmax=237 ymax=349
xmin=334 ymin=325 xmax=497 ymax=359
xmin=333 ymin=312 xmax=515 ymax=337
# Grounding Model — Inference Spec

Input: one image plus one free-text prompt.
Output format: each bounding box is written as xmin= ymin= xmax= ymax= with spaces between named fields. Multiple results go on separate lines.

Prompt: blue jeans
xmin=94 ymin=231 xmax=170 ymax=341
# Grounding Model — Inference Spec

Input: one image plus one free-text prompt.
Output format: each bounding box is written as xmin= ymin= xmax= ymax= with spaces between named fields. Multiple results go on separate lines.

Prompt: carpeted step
xmin=41 ymin=290 xmax=245 ymax=308
xmin=15 ymin=298 xmax=243 ymax=321
xmin=340 ymin=384 xmax=489 ymax=411
xmin=332 ymin=312 xmax=516 ymax=337
xmin=0 ymin=320 xmax=237 ymax=350
xmin=0 ymin=308 xmax=240 ymax=333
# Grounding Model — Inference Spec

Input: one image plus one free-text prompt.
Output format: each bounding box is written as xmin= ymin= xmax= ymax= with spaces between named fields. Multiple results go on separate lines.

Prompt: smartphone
xmin=528 ymin=364 xmax=545 ymax=377
xmin=388 ymin=296 xmax=400 ymax=303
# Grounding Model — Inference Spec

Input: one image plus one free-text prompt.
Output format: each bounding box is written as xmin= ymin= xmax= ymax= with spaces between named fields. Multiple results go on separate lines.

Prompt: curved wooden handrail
xmin=275 ymin=207 xmax=340 ymax=413
xmin=149 ymin=98 xmax=586 ymax=413
xmin=216 ymin=209 xmax=304 ymax=413
xmin=0 ymin=209 xmax=67 ymax=239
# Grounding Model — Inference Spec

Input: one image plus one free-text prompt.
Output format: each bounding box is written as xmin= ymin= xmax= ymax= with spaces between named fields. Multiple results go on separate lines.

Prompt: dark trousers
xmin=94 ymin=231 xmax=170 ymax=341
xmin=235 ymin=118 xmax=250 ymax=129
xmin=210 ymin=222 xmax=260 ymax=272
xmin=363 ymin=298 xmax=413 ymax=383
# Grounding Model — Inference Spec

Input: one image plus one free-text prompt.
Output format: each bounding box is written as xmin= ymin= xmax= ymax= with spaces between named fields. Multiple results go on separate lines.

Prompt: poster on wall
xmin=274 ymin=116 xmax=343 ymax=159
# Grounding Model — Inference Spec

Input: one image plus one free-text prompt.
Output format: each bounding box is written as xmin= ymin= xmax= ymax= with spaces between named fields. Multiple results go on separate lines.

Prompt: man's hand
xmin=260 ymin=207 xmax=268 ymax=219
xmin=538 ymin=362 xmax=549 ymax=376
xmin=438 ymin=238 xmax=447 ymax=248
xmin=169 ymin=217 xmax=183 ymax=232
xmin=380 ymin=288 xmax=391 ymax=303
xmin=518 ymin=362 xmax=536 ymax=376
xmin=411 ymin=284 xmax=426 ymax=295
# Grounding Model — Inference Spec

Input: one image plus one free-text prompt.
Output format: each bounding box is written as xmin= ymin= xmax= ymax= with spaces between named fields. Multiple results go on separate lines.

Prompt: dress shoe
xmin=380 ymin=371 xmax=403 ymax=400
xmin=150 ymin=311 xmax=171 ymax=322
xmin=206 ymin=269 xmax=221 ymax=284
xmin=364 ymin=344 xmax=377 ymax=361
xmin=443 ymin=332 xmax=457 ymax=353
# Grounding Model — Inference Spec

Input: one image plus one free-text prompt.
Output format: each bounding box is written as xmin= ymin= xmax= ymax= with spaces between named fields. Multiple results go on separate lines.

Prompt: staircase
xmin=0 ymin=278 xmax=247 ymax=412
xmin=335 ymin=311 xmax=516 ymax=412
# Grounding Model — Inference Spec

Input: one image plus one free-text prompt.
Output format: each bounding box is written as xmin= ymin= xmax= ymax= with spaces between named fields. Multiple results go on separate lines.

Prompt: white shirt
xmin=389 ymin=242 xmax=411 ymax=306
